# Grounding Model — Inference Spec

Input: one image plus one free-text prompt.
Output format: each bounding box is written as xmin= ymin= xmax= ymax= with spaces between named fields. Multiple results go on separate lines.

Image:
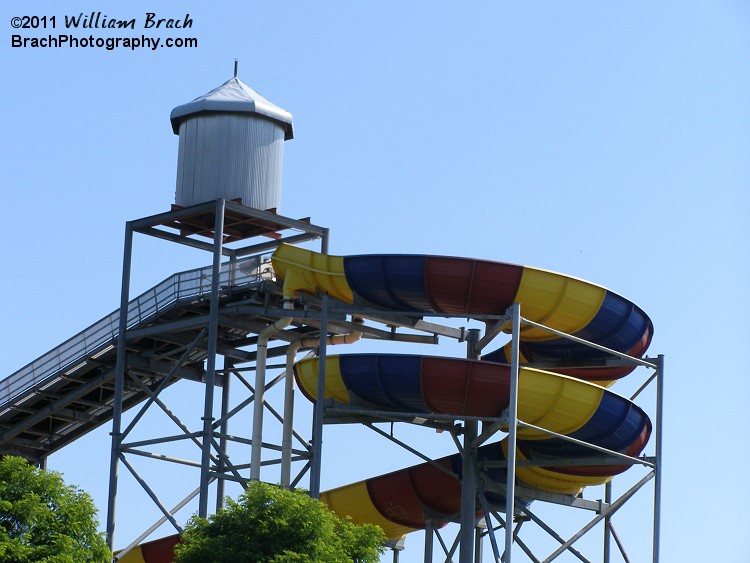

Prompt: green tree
xmin=0 ymin=455 xmax=111 ymax=563
xmin=174 ymin=482 xmax=386 ymax=563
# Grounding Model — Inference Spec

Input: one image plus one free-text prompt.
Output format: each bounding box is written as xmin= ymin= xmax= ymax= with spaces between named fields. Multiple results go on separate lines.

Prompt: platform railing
xmin=0 ymin=255 xmax=273 ymax=408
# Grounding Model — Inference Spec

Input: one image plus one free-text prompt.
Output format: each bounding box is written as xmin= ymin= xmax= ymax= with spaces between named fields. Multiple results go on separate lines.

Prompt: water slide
xmin=271 ymin=243 xmax=654 ymax=541
xmin=118 ymin=243 xmax=653 ymax=561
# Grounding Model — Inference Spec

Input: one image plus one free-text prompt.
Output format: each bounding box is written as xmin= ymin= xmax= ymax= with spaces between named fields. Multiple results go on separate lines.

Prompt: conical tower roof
xmin=170 ymin=76 xmax=293 ymax=139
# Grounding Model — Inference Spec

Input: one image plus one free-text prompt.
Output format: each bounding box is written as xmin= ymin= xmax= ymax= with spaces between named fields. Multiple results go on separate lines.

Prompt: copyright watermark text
xmin=9 ymin=12 xmax=198 ymax=52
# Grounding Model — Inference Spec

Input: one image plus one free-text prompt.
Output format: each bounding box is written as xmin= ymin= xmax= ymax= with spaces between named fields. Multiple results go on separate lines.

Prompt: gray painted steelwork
xmin=460 ymin=329 xmax=481 ymax=562
xmin=171 ymin=77 xmax=292 ymax=210
xmin=0 ymin=249 xmax=272 ymax=463
xmin=0 ymin=197 xmax=663 ymax=562
xmin=99 ymin=199 xmax=328 ymax=552
xmin=504 ymin=303 xmax=521 ymax=562
xmin=308 ymin=231 xmax=330 ymax=499
xmin=653 ymin=355 xmax=665 ymax=563
xmin=198 ymin=200 xmax=225 ymax=518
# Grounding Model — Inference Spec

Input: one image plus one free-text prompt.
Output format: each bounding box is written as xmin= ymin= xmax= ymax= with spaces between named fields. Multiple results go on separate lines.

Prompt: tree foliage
xmin=174 ymin=482 xmax=386 ymax=563
xmin=0 ymin=455 xmax=111 ymax=563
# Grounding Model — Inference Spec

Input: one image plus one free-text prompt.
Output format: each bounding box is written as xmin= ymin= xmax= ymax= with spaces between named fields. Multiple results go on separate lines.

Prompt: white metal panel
xmin=175 ymin=113 xmax=285 ymax=210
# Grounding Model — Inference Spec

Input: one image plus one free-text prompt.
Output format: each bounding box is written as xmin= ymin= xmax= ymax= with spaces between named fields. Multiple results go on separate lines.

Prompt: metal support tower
xmin=318 ymin=301 xmax=662 ymax=563
xmin=423 ymin=305 xmax=663 ymax=562
xmin=92 ymin=198 xmax=663 ymax=561
xmin=105 ymin=199 xmax=328 ymax=553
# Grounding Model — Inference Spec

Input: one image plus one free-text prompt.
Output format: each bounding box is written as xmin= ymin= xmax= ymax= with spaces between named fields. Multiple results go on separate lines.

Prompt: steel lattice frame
xmin=102 ymin=199 xmax=662 ymax=563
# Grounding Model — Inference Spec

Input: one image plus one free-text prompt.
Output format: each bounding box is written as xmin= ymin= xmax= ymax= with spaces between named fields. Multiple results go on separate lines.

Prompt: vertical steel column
xmin=220 ymin=248 xmax=237 ymax=498
xmin=459 ymin=420 xmax=478 ymax=562
xmin=653 ymin=354 xmax=664 ymax=563
xmin=106 ymin=221 xmax=134 ymax=551
xmin=604 ymin=481 xmax=612 ymax=562
xmin=309 ymin=229 xmax=330 ymax=499
xmin=281 ymin=343 xmax=300 ymax=488
xmin=198 ymin=200 xmax=225 ymax=518
xmin=251 ymin=317 xmax=292 ymax=481
xmin=424 ymin=520 xmax=434 ymax=563
xmin=504 ymin=303 xmax=521 ymax=562
xmin=459 ymin=328 xmax=481 ymax=562
xmin=474 ymin=524 xmax=484 ymax=563
xmin=216 ymin=360 xmax=231 ymax=512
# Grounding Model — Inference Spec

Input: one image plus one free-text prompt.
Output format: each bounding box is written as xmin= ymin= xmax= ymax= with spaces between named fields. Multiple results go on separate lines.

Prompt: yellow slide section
xmin=295 ymin=356 xmax=350 ymax=403
xmin=516 ymin=367 xmax=604 ymax=440
xmin=271 ymin=243 xmax=353 ymax=303
xmin=515 ymin=267 xmax=607 ymax=341
xmin=116 ymin=548 xmax=147 ymax=563
xmin=506 ymin=441 xmax=613 ymax=494
xmin=321 ymin=481 xmax=417 ymax=540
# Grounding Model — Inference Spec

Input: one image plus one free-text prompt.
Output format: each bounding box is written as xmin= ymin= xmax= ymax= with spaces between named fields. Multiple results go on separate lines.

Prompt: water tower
xmin=170 ymin=74 xmax=293 ymax=211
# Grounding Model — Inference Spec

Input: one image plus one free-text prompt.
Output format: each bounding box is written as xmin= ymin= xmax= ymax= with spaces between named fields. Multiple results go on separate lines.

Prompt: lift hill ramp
xmin=0 ymin=256 xmax=274 ymax=462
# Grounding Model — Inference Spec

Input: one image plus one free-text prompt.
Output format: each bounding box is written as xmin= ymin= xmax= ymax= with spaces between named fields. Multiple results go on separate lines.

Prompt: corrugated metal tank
xmin=170 ymin=77 xmax=293 ymax=210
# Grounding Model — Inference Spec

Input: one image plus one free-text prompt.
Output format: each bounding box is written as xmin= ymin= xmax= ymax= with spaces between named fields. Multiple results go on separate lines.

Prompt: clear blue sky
xmin=2 ymin=1 xmax=749 ymax=561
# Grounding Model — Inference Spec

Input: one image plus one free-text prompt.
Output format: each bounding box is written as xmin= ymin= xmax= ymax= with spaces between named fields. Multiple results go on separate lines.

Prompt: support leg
xmin=216 ymin=361 xmax=231 ymax=512
xmin=198 ymin=199 xmax=225 ymax=518
xmin=106 ymin=222 xmax=134 ymax=551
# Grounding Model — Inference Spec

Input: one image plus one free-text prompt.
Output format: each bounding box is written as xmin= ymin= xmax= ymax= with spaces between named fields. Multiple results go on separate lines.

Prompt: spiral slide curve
xmin=272 ymin=244 xmax=654 ymax=540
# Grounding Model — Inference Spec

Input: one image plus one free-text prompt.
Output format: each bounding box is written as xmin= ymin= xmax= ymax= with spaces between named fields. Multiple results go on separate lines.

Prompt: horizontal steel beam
xmin=0 ymin=367 xmax=116 ymax=444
